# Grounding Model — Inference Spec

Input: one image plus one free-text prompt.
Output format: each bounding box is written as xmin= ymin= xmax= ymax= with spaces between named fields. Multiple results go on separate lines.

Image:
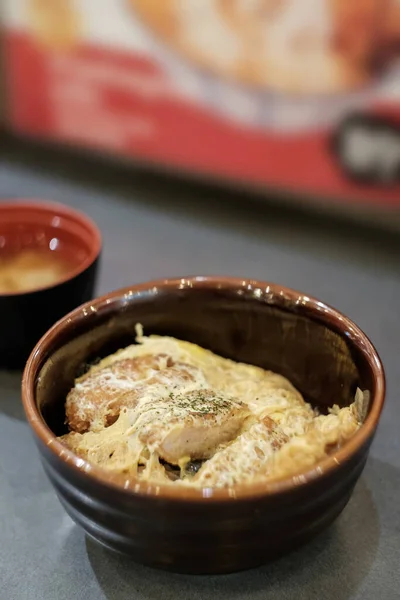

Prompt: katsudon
xmin=59 ymin=326 xmax=363 ymax=488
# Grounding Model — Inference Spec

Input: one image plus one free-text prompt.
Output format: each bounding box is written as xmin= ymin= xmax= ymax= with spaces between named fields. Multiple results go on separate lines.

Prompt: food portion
xmin=60 ymin=327 xmax=363 ymax=487
xmin=0 ymin=249 xmax=72 ymax=294
xmin=131 ymin=0 xmax=400 ymax=94
xmin=59 ymin=327 xmax=364 ymax=488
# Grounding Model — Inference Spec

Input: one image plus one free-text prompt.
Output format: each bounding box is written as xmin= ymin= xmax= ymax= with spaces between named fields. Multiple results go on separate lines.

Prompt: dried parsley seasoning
xmin=168 ymin=389 xmax=234 ymax=416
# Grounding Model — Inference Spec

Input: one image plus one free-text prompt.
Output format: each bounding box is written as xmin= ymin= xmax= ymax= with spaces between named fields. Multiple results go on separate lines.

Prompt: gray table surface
xmin=1 ymin=153 xmax=400 ymax=600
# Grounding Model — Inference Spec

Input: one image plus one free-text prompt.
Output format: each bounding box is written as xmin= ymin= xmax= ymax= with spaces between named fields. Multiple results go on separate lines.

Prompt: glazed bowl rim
xmin=0 ymin=199 xmax=102 ymax=297
xmin=22 ymin=276 xmax=385 ymax=502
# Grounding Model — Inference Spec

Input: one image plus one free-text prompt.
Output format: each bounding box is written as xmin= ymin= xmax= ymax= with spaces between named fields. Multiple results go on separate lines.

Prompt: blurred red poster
xmin=3 ymin=0 xmax=400 ymax=207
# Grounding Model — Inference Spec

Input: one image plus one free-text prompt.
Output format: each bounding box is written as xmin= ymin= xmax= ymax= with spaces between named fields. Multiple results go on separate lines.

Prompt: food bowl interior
xmin=34 ymin=283 xmax=377 ymax=438
xmin=0 ymin=204 xmax=95 ymax=287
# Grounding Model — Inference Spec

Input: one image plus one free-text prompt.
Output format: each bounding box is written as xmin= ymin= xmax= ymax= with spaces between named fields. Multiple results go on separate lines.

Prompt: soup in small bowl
xmin=0 ymin=200 xmax=101 ymax=368
xmin=0 ymin=248 xmax=78 ymax=294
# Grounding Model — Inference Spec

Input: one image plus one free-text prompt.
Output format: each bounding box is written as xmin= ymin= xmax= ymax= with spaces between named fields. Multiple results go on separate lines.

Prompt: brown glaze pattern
xmin=22 ymin=277 xmax=385 ymax=574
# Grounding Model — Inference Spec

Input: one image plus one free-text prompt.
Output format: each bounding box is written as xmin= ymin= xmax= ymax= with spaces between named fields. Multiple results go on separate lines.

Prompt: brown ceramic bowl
xmin=0 ymin=200 xmax=101 ymax=368
xmin=22 ymin=277 xmax=385 ymax=574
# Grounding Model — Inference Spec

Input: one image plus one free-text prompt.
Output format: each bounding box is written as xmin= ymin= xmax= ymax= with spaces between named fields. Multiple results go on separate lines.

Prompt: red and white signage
xmin=3 ymin=0 xmax=400 ymax=207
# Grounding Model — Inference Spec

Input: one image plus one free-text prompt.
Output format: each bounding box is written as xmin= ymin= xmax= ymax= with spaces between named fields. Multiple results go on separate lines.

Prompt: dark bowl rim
xmin=0 ymin=199 xmax=102 ymax=297
xmin=22 ymin=276 xmax=386 ymax=502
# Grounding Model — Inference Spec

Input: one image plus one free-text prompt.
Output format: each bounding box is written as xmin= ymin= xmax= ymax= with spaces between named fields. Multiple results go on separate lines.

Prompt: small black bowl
xmin=0 ymin=200 xmax=101 ymax=369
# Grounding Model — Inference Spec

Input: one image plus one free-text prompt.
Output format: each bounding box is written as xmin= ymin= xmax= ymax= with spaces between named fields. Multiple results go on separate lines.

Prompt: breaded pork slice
xmin=65 ymin=354 xmax=206 ymax=433
xmin=192 ymin=416 xmax=289 ymax=488
xmin=138 ymin=388 xmax=249 ymax=465
xmin=193 ymin=402 xmax=361 ymax=488
xmin=61 ymin=388 xmax=250 ymax=475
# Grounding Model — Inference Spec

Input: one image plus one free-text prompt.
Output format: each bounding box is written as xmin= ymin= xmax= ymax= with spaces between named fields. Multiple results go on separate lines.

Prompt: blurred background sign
xmin=1 ymin=0 xmax=400 ymax=215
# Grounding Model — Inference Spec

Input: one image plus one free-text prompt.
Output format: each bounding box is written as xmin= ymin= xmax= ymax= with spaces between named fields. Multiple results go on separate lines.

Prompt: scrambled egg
xmin=59 ymin=327 xmax=364 ymax=488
